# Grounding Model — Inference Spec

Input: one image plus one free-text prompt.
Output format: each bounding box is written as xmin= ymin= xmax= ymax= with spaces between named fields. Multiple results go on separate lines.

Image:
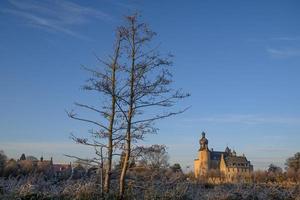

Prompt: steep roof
xmin=210 ymin=151 xmax=225 ymax=161
xmin=224 ymin=156 xmax=249 ymax=167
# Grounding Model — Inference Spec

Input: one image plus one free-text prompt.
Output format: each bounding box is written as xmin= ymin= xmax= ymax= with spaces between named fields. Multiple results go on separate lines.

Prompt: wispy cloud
xmin=247 ymin=36 xmax=300 ymax=43
xmin=247 ymin=36 xmax=300 ymax=58
xmin=267 ymin=48 xmax=300 ymax=58
xmin=185 ymin=114 xmax=300 ymax=125
xmin=1 ymin=0 xmax=114 ymax=39
xmin=252 ymin=147 xmax=289 ymax=153
xmin=270 ymin=36 xmax=300 ymax=41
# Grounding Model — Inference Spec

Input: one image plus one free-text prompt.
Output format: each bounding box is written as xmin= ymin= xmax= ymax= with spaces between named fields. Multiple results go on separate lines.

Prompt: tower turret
xmin=232 ymin=150 xmax=237 ymax=156
xmin=225 ymin=146 xmax=231 ymax=154
xmin=194 ymin=131 xmax=210 ymax=178
xmin=199 ymin=132 xmax=208 ymax=150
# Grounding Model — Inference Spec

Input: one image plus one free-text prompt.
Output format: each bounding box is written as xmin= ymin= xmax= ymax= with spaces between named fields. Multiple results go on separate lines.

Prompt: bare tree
xmin=268 ymin=163 xmax=282 ymax=174
xmin=286 ymin=152 xmax=300 ymax=172
xmin=67 ymin=14 xmax=189 ymax=198
xmin=117 ymin=14 xmax=189 ymax=199
xmin=67 ymin=30 xmax=124 ymax=194
xmin=138 ymin=144 xmax=169 ymax=169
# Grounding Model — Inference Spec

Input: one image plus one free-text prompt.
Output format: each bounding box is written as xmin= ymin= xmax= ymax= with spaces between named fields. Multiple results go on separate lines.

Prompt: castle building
xmin=194 ymin=132 xmax=253 ymax=181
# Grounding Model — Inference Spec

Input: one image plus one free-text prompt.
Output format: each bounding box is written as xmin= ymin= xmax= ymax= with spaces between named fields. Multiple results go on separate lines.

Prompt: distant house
xmin=194 ymin=132 xmax=253 ymax=181
xmin=17 ymin=154 xmax=72 ymax=177
xmin=16 ymin=154 xmax=108 ymax=179
xmin=53 ymin=163 xmax=72 ymax=172
xmin=53 ymin=163 xmax=72 ymax=178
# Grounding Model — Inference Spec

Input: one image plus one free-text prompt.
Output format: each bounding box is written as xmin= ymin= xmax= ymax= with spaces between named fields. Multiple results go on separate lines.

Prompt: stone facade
xmin=194 ymin=132 xmax=253 ymax=181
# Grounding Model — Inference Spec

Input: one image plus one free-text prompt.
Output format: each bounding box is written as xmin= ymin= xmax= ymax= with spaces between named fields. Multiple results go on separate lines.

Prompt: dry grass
xmin=0 ymin=172 xmax=300 ymax=200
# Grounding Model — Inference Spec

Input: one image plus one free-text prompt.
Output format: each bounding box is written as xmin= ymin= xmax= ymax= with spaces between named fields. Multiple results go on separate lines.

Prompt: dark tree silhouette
xmin=268 ymin=164 xmax=282 ymax=173
xmin=286 ymin=152 xmax=300 ymax=172
xmin=170 ymin=163 xmax=182 ymax=173
xmin=20 ymin=153 xmax=26 ymax=161
xmin=0 ymin=150 xmax=7 ymax=176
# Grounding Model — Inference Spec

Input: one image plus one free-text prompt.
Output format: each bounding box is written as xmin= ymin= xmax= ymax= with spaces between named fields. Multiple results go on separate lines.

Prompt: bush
xmin=3 ymin=159 xmax=18 ymax=178
xmin=18 ymin=160 xmax=34 ymax=176
xmin=0 ymin=151 xmax=7 ymax=176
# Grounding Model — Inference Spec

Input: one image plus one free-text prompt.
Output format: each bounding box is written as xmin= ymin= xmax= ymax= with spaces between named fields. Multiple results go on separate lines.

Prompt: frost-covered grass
xmin=0 ymin=175 xmax=101 ymax=200
xmin=0 ymin=174 xmax=300 ymax=200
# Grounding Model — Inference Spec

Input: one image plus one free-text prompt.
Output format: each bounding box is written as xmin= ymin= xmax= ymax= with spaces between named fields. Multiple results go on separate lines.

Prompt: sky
xmin=1 ymin=0 xmax=300 ymax=170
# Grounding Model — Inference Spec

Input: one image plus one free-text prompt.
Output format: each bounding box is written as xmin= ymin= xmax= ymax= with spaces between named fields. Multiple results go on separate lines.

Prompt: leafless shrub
xmin=1 ymin=174 xmax=300 ymax=199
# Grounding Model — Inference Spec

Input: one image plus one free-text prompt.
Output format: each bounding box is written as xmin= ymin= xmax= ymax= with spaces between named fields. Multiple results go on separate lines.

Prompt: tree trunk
xmin=119 ymin=20 xmax=136 ymax=199
xmin=118 ymin=71 xmax=134 ymax=198
xmin=119 ymin=129 xmax=131 ymax=199
xmin=104 ymin=36 xmax=121 ymax=194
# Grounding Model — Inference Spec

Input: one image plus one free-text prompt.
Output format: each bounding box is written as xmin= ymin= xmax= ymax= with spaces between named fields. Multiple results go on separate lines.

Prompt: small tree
xmin=19 ymin=160 xmax=34 ymax=175
xmin=170 ymin=163 xmax=182 ymax=173
xmin=286 ymin=152 xmax=300 ymax=172
xmin=138 ymin=145 xmax=169 ymax=169
xmin=267 ymin=163 xmax=284 ymax=183
xmin=268 ymin=164 xmax=282 ymax=173
xmin=3 ymin=159 xmax=18 ymax=177
xmin=20 ymin=153 xmax=26 ymax=161
xmin=0 ymin=150 xmax=7 ymax=176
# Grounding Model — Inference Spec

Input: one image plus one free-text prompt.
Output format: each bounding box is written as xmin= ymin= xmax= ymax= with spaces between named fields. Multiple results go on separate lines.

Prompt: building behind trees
xmin=194 ymin=132 xmax=253 ymax=182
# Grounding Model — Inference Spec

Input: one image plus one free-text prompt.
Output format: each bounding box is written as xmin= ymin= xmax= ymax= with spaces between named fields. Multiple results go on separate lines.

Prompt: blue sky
xmin=1 ymin=0 xmax=300 ymax=170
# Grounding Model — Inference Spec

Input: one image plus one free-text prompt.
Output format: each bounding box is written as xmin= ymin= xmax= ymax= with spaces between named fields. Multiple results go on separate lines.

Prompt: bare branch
xmin=66 ymin=110 xmax=109 ymax=131
xmin=64 ymin=154 xmax=101 ymax=165
xmin=132 ymin=107 xmax=190 ymax=124
xmin=74 ymin=102 xmax=110 ymax=118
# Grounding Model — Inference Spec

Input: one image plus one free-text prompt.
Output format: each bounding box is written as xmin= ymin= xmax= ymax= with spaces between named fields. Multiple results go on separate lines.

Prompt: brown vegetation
xmin=1 ymin=150 xmax=300 ymax=199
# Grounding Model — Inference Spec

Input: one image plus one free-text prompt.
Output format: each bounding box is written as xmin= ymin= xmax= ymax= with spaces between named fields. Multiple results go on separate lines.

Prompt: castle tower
xmin=194 ymin=132 xmax=210 ymax=178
